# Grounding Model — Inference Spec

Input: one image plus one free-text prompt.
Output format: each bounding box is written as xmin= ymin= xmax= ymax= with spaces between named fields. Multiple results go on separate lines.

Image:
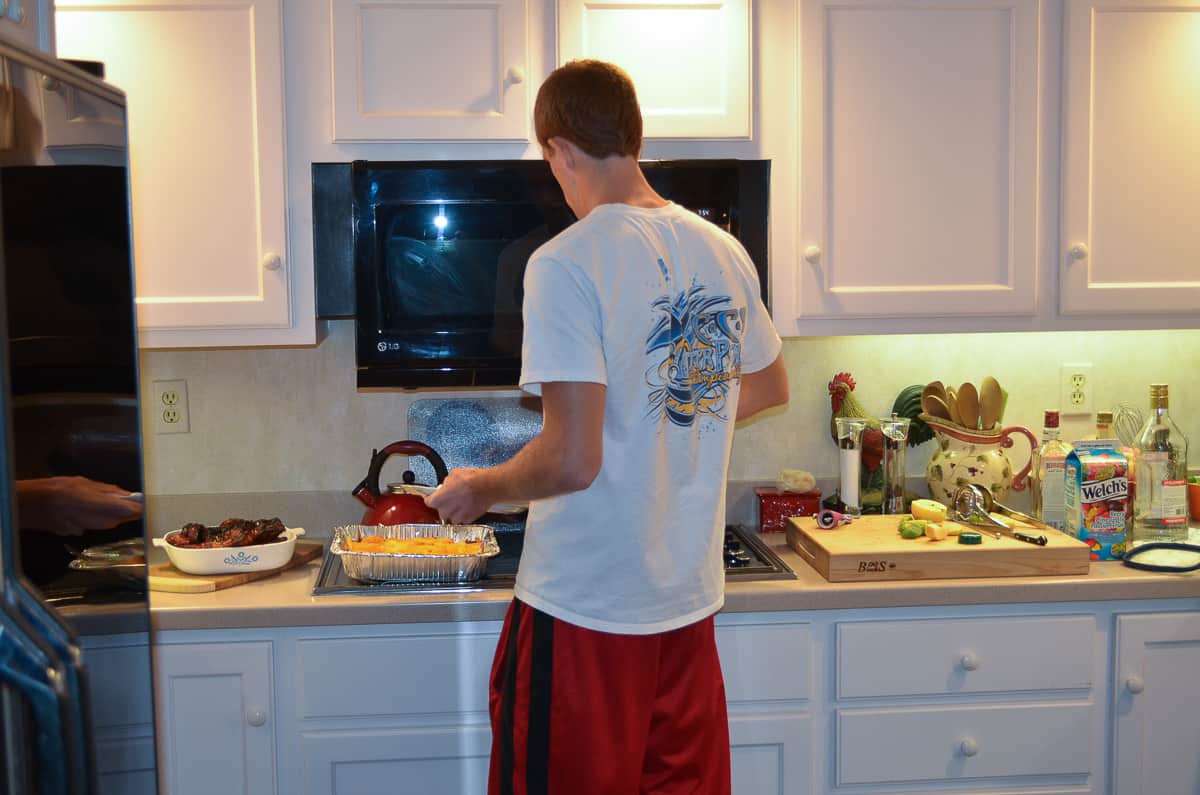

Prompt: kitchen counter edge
xmin=148 ymin=537 xmax=1200 ymax=631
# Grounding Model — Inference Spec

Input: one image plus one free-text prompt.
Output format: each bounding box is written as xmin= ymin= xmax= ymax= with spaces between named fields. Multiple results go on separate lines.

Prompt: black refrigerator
xmin=0 ymin=34 xmax=158 ymax=794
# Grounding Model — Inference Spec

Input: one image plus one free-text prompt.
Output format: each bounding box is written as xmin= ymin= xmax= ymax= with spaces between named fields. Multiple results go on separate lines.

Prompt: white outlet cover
xmin=1059 ymin=363 xmax=1093 ymax=417
xmin=152 ymin=379 xmax=190 ymax=434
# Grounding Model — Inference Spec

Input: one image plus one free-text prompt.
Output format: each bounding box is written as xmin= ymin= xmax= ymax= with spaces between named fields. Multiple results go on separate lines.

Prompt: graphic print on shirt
xmin=645 ymin=271 xmax=745 ymax=427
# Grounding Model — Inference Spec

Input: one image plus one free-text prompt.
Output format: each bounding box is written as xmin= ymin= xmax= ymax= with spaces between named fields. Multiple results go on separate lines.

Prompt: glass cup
xmin=879 ymin=415 xmax=912 ymax=514
xmin=835 ymin=418 xmax=869 ymax=517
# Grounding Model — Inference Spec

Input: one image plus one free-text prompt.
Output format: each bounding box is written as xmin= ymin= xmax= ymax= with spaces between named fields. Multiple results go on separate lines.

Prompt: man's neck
xmin=574 ymin=156 xmax=669 ymax=217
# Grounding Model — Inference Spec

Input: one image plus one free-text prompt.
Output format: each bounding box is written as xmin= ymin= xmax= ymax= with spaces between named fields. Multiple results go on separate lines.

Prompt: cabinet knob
xmin=803 ymin=245 xmax=822 ymax=264
xmin=261 ymin=252 xmax=282 ymax=272
xmin=959 ymin=738 xmax=980 ymax=757
xmin=959 ymin=652 xmax=981 ymax=671
xmin=41 ymin=75 xmax=61 ymax=93
xmin=1068 ymin=242 xmax=1089 ymax=261
xmin=246 ymin=708 xmax=267 ymax=727
xmin=1125 ymin=675 xmax=1145 ymax=694
xmin=506 ymin=65 xmax=526 ymax=85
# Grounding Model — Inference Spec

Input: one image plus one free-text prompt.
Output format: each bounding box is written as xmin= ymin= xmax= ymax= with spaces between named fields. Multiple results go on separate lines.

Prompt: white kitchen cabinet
xmin=557 ymin=0 xmax=751 ymax=139
xmin=81 ymin=632 xmax=158 ymax=795
xmin=54 ymin=0 xmax=308 ymax=348
xmin=789 ymin=0 xmax=1042 ymax=324
xmin=1112 ymin=611 xmax=1200 ymax=795
xmin=329 ymin=0 xmax=531 ymax=142
xmin=154 ymin=640 xmax=276 ymax=795
xmin=1060 ymin=0 xmax=1200 ymax=316
xmin=0 ymin=0 xmax=54 ymax=53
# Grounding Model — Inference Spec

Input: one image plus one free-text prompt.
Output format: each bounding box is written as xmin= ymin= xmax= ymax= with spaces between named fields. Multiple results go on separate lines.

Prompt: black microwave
xmin=312 ymin=159 xmax=770 ymax=389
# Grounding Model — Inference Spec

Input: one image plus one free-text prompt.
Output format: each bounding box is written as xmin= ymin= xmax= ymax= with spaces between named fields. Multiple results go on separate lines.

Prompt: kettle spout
xmin=352 ymin=477 xmax=378 ymax=507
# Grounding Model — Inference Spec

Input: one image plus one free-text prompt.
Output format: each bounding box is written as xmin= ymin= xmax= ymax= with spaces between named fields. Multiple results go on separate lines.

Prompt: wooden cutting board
xmin=786 ymin=515 xmax=1091 ymax=582
xmin=148 ymin=541 xmax=324 ymax=593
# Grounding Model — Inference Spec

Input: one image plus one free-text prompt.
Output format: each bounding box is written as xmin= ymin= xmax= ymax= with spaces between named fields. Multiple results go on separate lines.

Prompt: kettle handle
xmin=353 ymin=441 xmax=449 ymax=499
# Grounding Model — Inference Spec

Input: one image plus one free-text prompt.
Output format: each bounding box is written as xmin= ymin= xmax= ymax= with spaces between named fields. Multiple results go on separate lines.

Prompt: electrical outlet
xmin=1060 ymin=363 xmax=1093 ymax=417
xmin=152 ymin=379 xmax=190 ymax=434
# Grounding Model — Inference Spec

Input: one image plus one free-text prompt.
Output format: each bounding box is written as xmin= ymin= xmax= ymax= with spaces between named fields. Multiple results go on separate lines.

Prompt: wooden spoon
xmin=923 ymin=381 xmax=948 ymax=405
xmin=945 ymin=385 xmax=961 ymax=425
xmin=957 ymin=382 xmax=980 ymax=430
xmin=922 ymin=393 xmax=953 ymax=421
xmin=979 ymin=376 xmax=1002 ymax=430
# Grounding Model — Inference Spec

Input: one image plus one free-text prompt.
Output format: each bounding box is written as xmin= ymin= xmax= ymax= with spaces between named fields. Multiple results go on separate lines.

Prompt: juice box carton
xmin=1064 ymin=445 xmax=1129 ymax=560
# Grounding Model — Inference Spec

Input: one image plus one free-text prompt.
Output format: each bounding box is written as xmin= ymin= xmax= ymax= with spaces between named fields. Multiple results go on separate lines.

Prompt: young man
xmin=426 ymin=59 xmax=789 ymax=795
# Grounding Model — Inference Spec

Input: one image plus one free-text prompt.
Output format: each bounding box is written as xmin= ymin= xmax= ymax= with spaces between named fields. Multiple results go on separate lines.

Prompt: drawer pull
xmin=1125 ymin=675 xmax=1145 ymax=695
xmin=246 ymin=708 xmax=268 ymax=727
xmin=959 ymin=738 xmax=980 ymax=757
xmin=959 ymin=652 xmax=981 ymax=671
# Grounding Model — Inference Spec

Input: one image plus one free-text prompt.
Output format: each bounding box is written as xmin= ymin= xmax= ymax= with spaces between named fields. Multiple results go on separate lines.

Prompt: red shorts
xmin=488 ymin=598 xmax=731 ymax=795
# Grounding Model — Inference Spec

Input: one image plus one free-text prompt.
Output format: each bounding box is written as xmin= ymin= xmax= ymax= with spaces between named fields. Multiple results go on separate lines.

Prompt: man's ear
xmin=548 ymin=137 xmax=578 ymax=171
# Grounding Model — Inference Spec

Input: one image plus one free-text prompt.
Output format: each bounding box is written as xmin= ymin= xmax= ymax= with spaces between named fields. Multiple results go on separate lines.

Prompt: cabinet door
xmin=154 ymin=641 xmax=276 ymax=795
xmin=330 ymin=0 xmax=529 ymax=142
xmin=1113 ymin=612 xmax=1200 ymax=794
xmin=792 ymin=0 xmax=1041 ymax=321
xmin=301 ymin=727 xmax=491 ymax=795
xmin=55 ymin=0 xmax=293 ymax=346
xmin=729 ymin=713 xmax=811 ymax=795
xmin=557 ymin=0 xmax=751 ymax=139
xmin=1060 ymin=0 xmax=1200 ymax=315
xmin=0 ymin=0 xmax=54 ymax=53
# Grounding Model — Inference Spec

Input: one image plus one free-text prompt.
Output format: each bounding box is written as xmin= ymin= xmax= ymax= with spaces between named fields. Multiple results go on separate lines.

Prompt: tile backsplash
xmin=140 ymin=320 xmax=1198 ymax=496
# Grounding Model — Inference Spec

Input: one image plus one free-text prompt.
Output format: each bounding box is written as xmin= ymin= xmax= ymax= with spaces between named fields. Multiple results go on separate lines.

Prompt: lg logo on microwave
xmin=377 ymin=341 xmax=402 ymax=352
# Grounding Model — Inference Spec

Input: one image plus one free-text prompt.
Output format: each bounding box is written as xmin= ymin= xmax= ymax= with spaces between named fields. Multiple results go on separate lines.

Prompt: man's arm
xmin=425 ymin=381 xmax=606 ymax=523
xmin=736 ymin=352 xmax=789 ymax=421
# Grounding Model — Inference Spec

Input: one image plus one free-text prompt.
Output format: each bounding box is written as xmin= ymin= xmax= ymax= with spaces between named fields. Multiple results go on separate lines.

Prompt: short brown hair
xmin=534 ymin=60 xmax=642 ymax=159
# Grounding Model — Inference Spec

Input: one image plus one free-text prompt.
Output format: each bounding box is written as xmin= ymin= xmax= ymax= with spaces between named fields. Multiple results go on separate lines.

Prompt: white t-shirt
xmin=515 ymin=201 xmax=782 ymax=635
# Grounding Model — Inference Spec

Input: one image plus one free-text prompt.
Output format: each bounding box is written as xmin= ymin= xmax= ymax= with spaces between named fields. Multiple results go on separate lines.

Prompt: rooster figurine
xmin=828 ymin=372 xmax=884 ymax=474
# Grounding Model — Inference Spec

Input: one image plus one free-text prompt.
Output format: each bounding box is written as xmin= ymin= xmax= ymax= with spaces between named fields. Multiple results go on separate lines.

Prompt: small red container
xmin=755 ymin=487 xmax=822 ymax=533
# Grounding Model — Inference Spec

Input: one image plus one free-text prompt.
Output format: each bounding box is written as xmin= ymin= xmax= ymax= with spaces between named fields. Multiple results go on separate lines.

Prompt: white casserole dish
xmin=152 ymin=527 xmax=306 ymax=575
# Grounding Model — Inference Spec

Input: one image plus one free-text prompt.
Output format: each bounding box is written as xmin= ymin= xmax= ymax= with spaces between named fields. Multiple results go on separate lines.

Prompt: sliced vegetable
xmin=924 ymin=522 xmax=949 ymax=541
xmin=899 ymin=519 xmax=929 ymax=539
xmin=911 ymin=498 xmax=948 ymax=522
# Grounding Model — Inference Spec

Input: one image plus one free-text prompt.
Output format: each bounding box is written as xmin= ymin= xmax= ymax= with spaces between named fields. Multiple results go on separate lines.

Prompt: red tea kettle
xmin=352 ymin=440 xmax=449 ymax=525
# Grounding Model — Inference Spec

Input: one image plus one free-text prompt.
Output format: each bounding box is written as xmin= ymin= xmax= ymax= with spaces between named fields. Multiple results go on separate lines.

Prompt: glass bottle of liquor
xmin=1031 ymin=410 xmax=1073 ymax=532
xmin=1132 ymin=384 xmax=1190 ymax=544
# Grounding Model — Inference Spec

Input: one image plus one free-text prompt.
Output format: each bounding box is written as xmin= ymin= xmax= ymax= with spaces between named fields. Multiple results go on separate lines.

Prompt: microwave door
xmin=0 ymin=257 xmax=92 ymax=795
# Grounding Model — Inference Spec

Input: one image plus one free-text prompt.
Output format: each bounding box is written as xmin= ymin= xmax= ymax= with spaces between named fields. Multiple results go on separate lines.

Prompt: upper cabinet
xmin=557 ymin=0 xmax=751 ymax=139
xmin=330 ymin=0 xmax=531 ymax=142
xmin=1060 ymin=0 xmax=1200 ymax=315
xmin=0 ymin=0 xmax=54 ymax=53
xmin=55 ymin=0 xmax=310 ymax=348
xmin=791 ymin=0 xmax=1042 ymax=323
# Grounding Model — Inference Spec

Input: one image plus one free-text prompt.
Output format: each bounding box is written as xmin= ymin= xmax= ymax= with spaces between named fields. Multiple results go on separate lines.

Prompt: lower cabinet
xmin=1112 ymin=611 xmax=1200 ymax=795
xmin=81 ymin=633 xmax=158 ymax=795
xmin=153 ymin=640 xmax=276 ymax=795
xmin=150 ymin=602 xmax=1199 ymax=795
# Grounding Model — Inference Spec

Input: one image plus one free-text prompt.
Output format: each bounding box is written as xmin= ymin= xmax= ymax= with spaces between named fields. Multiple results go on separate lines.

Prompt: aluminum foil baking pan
xmin=331 ymin=524 xmax=499 ymax=583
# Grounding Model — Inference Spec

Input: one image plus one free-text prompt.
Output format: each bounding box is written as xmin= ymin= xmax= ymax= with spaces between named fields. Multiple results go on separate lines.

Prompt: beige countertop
xmin=149 ymin=533 xmax=1200 ymax=631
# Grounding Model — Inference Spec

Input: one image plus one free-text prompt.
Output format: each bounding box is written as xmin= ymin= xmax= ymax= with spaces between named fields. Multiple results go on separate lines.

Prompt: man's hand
xmin=16 ymin=476 xmax=144 ymax=536
xmin=425 ymin=467 xmax=497 ymax=525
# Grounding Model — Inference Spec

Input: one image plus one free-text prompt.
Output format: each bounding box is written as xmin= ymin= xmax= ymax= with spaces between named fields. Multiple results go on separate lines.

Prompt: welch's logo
xmin=1081 ymin=477 xmax=1128 ymax=502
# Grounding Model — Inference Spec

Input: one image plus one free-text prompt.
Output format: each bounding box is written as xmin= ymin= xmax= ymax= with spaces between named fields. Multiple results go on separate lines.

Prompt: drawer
xmin=716 ymin=622 xmax=811 ymax=703
xmin=837 ymin=615 xmax=1094 ymax=698
xmin=297 ymin=632 xmax=498 ymax=719
xmin=836 ymin=702 xmax=1093 ymax=785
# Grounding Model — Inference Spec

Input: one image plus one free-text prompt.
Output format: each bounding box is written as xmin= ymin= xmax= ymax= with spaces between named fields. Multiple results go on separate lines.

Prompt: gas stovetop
xmin=312 ymin=524 xmax=794 ymax=596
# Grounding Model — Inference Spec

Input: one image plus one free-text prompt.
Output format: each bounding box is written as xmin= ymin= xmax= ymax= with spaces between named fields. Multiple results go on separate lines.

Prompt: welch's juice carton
xmin=1064 ymin=443 xmax=1129 ymax=560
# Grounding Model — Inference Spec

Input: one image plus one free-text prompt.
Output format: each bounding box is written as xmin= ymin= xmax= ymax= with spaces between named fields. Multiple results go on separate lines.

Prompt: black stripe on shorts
xmin=498 ymin=600 xmax=522 ymax=795
xmin=527 ymin=606 xmax=555 ymax=795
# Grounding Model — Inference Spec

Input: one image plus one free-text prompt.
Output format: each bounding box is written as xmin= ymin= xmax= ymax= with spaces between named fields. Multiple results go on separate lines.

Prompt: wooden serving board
xmin=785 ymin=515 xmax=1091 ymax=582
xmin=148 ymin=541 xmax=324 ymax=593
